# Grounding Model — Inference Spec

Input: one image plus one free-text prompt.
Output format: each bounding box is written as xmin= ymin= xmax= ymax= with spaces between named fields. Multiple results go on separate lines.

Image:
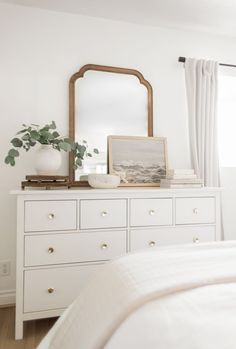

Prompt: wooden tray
xmin=22 ymin=175 xmax=71 ymax=190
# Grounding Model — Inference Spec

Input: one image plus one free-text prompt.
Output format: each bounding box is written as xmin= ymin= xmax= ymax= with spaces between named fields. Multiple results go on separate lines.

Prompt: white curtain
xmin=185 ymin=58 xmax=220 ymax=186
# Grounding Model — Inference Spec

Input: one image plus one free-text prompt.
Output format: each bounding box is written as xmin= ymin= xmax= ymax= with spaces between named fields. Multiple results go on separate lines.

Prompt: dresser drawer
xmin=80 ymin=199 xmax=127 ymax=229
xmin=24 ymin=264 xmax=102 ymax=313
xmin=130 ymin=226 xmax=215 ymax=252
xmin=25 ymin=200 xmax=77 ymax=232
xmin=24 ymin=230 xmax=127 ymax=266
xmin=130 ymin=198 xmax=173 ymax=227
xmin=175 ymin=197 xmax=215 ymax=225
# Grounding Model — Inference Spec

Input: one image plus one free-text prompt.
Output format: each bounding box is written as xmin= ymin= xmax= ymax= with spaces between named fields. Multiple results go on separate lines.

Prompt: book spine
xmin=166 ymin=174 xmax=197 ymax=180
xmin=160 ymin=184 xmax=203 ymax=189
xmin=167 ymin=169 xmax=194 ymax=175
xmin=161 ymin=179 xmax=203 ymax=184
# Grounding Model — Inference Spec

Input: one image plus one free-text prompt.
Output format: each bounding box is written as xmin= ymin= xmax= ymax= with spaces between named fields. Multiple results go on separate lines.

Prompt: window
xmin=218 ymin=72 xmax=236 ymax=167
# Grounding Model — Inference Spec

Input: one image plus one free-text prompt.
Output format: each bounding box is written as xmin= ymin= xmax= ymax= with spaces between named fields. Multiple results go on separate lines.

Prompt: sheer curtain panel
xmin=185 ymin=58 xmax=219 ymax=186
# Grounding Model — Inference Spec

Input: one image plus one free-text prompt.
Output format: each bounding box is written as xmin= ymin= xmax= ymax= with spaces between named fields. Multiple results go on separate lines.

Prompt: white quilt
xmin=37 ymin=241 xmax=236 ymax=349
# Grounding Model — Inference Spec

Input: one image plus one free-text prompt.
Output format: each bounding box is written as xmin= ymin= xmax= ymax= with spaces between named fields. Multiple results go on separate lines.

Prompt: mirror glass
xmin=70 ymin=66 xmax=152 ymax=182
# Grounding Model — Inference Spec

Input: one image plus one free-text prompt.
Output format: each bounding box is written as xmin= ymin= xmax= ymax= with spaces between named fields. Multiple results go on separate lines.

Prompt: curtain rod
xmin=178 ymin=56 xmax=236 ymax=68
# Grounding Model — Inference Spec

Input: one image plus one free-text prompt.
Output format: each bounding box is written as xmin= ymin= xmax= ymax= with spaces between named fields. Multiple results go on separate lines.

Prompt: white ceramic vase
xmin=34 ymin=145 xmax=62 ymax=175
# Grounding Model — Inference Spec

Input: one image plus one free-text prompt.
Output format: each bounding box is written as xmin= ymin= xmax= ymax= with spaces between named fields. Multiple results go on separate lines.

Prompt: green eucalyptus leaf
xmin=52 ymin=131 xmax=60 ymax=138
xmin=5 ymin=155 xmax=15 ymax=166
xmin=48 ymin=133 xmax=55 ymax=140
xmin=9 ymin=157 xmax=15 ymax=166
xmin=11 ymin=138 xmax=23 ymax=147
xmin=73 ymin=142 xmax=80 ymax=150
xmin=49 ymin=121 xmax=56 ymax=130
xmin=63 ymin=138 xmax=73 ymax=145
xmin=39 ymin=126 xmax=50 ymax=133
xmin=38 ymin=134 xmax=48 ymax=144
xmin=70 ymin=143 xmax=77 ymax=151
xmin=76 ymin=158 xmax=82 ymax=167
xmin=8 ymin=149 xmax=19 ymax=157
xmin=93 ymin=148 xmax=99 ymax=154
xmin=22 ymin=133 xmax=30 ymax=141
xmin=59 ymin=141 xmax=71 ymax=152
xmin=71 ymin=143 xmax=78 ymax=151
xmin=40 ymin=131 xmax=54 ymax=140
xmin=77 ymin=144 xmax=86 ymax=155
xmin=87 ymin=153 xmax=92 ymax=157
xmin=39 ymin=140 xmax=49 ymax=145
xmin=16 ymin=129 xmax=27 ymax=135
xmin=29 ymin=140 xmax=36 ymax=146
xmin=40 ymin=130 xmax=49 ymax=137
xmin=30 ymin=130 xmax=40 ymax=140
xmin=5 ymin=155 xmax=12 ymax=164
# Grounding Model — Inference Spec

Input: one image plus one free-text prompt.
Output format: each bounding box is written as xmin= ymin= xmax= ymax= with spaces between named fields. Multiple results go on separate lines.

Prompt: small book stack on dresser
xmin=160 ymin=169 xmax=203 ymax=188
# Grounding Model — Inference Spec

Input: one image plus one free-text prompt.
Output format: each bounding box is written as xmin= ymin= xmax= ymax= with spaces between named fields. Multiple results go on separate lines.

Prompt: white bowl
xmin=88 ymin=174 xmax=120 ymax=189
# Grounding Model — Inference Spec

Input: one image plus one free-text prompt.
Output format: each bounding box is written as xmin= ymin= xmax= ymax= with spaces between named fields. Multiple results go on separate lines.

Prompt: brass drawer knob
xmin=48 ymin=213 xmax=55 ymax=220
xmin=193 ymin=237 xmax=200 ymax=243
xmin=101 ymin=211 xmax=108 ymax=217
xmin=48 ymin=247 xmax=54 ymax=254
xmin=149 ymin=210 xmax=155 ymax=216
xmin=193 ymin=208 xmax=198 ymax=214
xmin=47 ymin=287 xmax=55 ymax=294
xmin=101 ymin=243 xmax=108 ymax=249
xmin=149 ymin=241 xmax=156 ymax=247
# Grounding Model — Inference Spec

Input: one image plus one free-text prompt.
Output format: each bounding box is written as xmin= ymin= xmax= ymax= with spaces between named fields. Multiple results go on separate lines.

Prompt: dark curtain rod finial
xmin=178 ymin=57 xmax=186 ymax=63
xmin=178 ymin=56 xmax=236 ymax=68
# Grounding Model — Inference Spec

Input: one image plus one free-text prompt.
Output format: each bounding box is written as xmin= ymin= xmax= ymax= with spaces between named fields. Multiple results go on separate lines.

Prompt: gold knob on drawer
xmin=193 ymin=237 xmax=200 ymax=243
xmin=47 ymin=287 xmax=55 ymax=294
xmin=48 ymin=213 xmax=55 ymax=220
xmin=101 ymin=211 xmax=108 ymax=217
xmin=48 ymin=247 xmax=54 ymax=254
xmin=101 ymin=243 xmax=108 ymax=249
xmin=149 ymin=241 xmax=156 ymax=247
xmin=193 ymin=208 xmax=198 ymax=214
xmin=149 ymin=210 xmax=155 ymax=216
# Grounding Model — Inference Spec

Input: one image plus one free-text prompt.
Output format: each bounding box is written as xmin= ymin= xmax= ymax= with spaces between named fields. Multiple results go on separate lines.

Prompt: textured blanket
xmin=37 ymin=241 xmax=236 ymax=349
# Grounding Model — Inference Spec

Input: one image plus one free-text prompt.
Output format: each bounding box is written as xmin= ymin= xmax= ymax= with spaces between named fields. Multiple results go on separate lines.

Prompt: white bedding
xmin=37 ymin=241 xmax=236 ymax=349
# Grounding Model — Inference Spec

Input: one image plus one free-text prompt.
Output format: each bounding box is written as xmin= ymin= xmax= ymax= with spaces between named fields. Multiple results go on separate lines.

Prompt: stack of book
xmin=160 ymin=169 xmax=203 ymax=188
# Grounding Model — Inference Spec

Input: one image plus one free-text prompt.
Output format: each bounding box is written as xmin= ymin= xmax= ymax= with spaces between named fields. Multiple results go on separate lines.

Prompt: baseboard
xmin=0 ymin=289 xmax=16 ymax=307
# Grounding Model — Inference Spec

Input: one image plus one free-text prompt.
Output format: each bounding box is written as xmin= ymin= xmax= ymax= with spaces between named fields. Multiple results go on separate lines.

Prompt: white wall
xmin=0 ymin=2 xmax=236 ymax=300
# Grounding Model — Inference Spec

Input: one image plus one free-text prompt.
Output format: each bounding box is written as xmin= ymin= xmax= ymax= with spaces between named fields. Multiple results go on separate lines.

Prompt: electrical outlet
xmin=0 ymin=260 xmax=10 ymax=276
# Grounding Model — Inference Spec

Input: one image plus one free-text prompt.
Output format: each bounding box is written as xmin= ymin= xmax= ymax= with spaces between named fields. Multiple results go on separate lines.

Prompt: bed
xmin=37 ymin=241 xmax=236 ymax=349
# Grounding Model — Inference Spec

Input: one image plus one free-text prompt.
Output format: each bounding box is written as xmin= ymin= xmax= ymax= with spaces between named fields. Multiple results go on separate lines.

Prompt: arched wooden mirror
xmin=69 ymin=64 xmax=153 ymax=186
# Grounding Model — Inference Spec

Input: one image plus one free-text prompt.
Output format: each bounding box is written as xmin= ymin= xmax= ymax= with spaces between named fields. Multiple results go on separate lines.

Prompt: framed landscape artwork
xmin=108 ymin=135 xmax=168 ymax=186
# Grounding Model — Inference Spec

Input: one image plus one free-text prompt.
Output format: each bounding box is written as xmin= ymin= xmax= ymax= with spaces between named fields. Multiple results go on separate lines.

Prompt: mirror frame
xmin=69 ymin=64 xmax=153 ymax=186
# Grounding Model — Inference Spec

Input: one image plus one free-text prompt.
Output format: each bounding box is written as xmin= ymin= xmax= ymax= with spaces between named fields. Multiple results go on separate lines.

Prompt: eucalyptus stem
xmin=5 ymin=121 xmax=98 ymax=169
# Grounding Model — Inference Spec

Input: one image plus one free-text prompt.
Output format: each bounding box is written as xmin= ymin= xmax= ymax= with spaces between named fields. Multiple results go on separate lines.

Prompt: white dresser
xmin=13 ymin=187 xmax=221 ymax=339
